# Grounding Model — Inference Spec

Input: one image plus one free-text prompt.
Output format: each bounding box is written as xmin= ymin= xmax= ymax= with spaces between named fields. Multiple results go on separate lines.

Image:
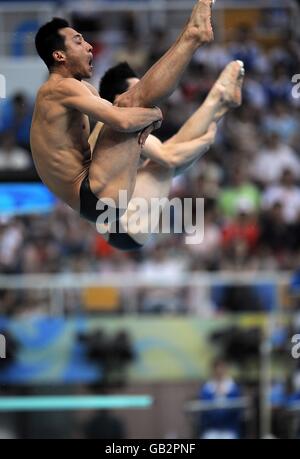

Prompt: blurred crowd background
xmin=0 ymin=0 xmax=300 ymax=440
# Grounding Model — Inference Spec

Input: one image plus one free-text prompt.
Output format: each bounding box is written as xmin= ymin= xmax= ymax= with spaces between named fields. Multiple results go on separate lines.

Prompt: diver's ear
xmin=53 ymin=50 xmax=66 ymax=64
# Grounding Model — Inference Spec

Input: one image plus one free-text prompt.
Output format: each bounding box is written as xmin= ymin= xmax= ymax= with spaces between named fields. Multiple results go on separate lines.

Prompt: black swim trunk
xmin=79 ymin=176 xmax=143 ymax=251
xmin=79 ymin=175 xmax=114 ymax=224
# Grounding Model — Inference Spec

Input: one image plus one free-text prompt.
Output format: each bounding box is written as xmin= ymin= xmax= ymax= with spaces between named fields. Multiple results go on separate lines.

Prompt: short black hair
xmin=99 ymin=62 xmax=138 ymax=103
xmin=35 ymin=17 xmax=70 ymax=70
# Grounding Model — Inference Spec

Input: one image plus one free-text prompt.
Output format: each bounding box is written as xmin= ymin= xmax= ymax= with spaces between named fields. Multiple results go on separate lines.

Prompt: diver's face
xmin=213 ymin=362 xmax=228 ymax=381
xmin=56 ymin=27 xmax=93 ymax=79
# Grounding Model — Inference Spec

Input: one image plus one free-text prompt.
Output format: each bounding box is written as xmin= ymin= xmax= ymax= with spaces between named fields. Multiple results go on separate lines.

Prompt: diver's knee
xmin=115 ymin=87 xmax=144 ymax=108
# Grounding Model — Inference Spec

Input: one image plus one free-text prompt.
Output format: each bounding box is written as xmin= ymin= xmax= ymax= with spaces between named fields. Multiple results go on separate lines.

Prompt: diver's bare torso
xmin=30 ymin=75 xmax=93 ymax=211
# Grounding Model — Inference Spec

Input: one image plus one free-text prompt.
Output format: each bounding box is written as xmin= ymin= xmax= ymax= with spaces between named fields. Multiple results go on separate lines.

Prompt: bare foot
xmin=186 ymin=0 xmax=215 ymax=45
xmin=212 ymin=60 xmax=245 ymax=108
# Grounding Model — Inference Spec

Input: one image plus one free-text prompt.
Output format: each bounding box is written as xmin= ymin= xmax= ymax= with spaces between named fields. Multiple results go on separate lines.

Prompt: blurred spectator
xmin=262 ymin=169 xmax=300 ymax=224
xmin=187 ymin=199 xmax=222 ymax=270
xmin=198 ymin=359 xmax=243 ymax=439
xmin=265 ymin=63 xmax=294 ymax=105
xmin=263 ymin=102 xmax=298 ymax=143
xmin=222 ymin=201 xmax=260 ymax=253
xmin=218 ymin=165 xmax=261 ymax=219
xmin=0 ymin=218 xmax=24 ymax=273
xmin=0 ymin=92 xmax=33 ymax=151
xmin=215 ymin=282 xmax=264 ymax=312
xmin=226 ymin=104 xmax=262 ymax=155
xmin=243 ymin=73 xmax=268 ymax=110
xmin=289 ymin=263 xmax=300 ymax=309
xmin=228 ymin=25 xmax=266 ymax=73
xmin=259 ymin=202 xmax=295 ymax=255
xmin=192 ymin=160 xmax=222 ymax=200
xmin=193 ymin=41 xmax=231 ymax=72
xmin=251 ymin=133 xmax=300 ymax=186
xmin=0 ymin=132 xmax=31 ymax=171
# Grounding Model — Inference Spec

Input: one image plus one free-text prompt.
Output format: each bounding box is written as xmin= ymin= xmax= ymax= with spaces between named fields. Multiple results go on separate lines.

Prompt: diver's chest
xmin=67 ymin=113 xmax=90 ymax=139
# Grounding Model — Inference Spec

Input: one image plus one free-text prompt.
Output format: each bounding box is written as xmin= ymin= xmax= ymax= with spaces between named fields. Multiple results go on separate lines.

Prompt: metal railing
xmin=185 ymin=397 xmax=250 ymax=412
xmin=0 ymin=270 xmax=291 ymax=316
xmin=0 ymin=270 xmax=291 ymax=290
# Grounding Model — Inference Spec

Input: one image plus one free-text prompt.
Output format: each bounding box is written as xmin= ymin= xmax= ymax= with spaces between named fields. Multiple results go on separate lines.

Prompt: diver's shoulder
xmin=35 ymin=81 xmax=51 ymax=101
xmin=55 ymin=77 xmax=89 ymax=95
xmin=82 ymin=80 xmax=99 ymax=96
xmin=36 ymin=78 xmax=91 ymax=104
